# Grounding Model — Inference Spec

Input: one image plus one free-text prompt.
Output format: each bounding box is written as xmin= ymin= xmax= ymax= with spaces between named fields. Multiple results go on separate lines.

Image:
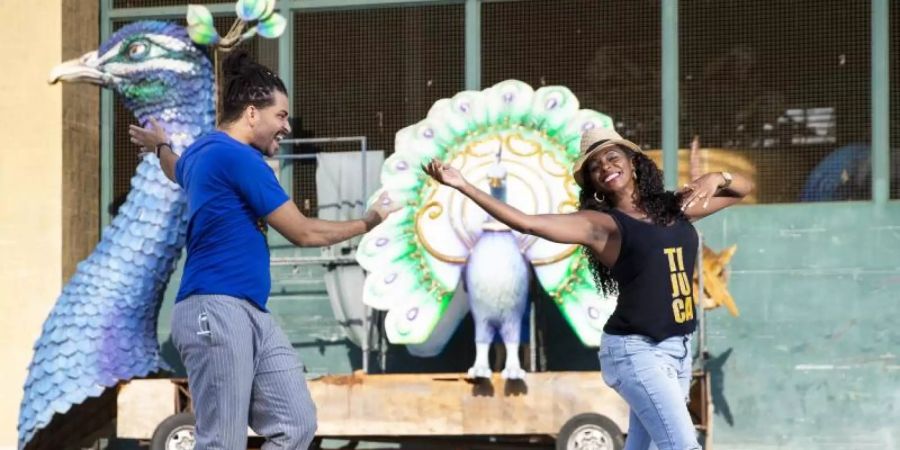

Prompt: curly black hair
xmin=577 ymin=150 xmax=688 ymax=297
xmin=218 ymin=50 xmax=287 ymax=125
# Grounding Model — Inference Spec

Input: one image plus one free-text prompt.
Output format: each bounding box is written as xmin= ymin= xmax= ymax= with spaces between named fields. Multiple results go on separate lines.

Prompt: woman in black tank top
xmin=425 ymin=127 xmax=752 ymax=450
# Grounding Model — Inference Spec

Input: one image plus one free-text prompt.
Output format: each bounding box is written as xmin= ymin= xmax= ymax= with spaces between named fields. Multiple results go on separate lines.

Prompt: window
xmin=681 ymin=0 xmax=872 ymax=203
xmin=483 ymin=0 xmax=661 ymax=150
xmin=290 ymin=5 xmax=465 ymax=216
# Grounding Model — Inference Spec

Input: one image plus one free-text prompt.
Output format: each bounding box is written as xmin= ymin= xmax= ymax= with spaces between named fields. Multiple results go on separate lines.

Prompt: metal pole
xmin=361 ymin=136 xmax=369 ymax=213
xmin=529 ymin=301 xmax=537 ymax=372
xmin=380 ymin=311 xmax=388 ymax=372
xmin=661 ymin=0 xmax=680 ymax=191
xmin=100 ymin=0 xmax=113 ymax=229
xmin=360 ymin=137 xmax=370 ymax=373
xmin=696 ymin=233 xmax=705 ymax=369
xmin=871 ymin=0 xmax=890 ymax=204
xmin=281 ymin=136 xmax=370 ymax=144
xmin=465 ymin=0 xmax=482 ymax=91
xmin=363 ymin=309 xmax=370 ymax=374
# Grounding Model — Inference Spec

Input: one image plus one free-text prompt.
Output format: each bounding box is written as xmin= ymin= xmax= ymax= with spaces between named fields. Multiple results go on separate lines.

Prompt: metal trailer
xmin=115 ymin=370 xmax=710 ymax=450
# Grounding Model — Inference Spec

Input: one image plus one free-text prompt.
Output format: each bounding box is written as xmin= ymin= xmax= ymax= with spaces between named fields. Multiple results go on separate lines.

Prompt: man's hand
xmin=363 ymin=191 xmax=401 ymax=231
xmin=129 ymin=117 xmax=169 ymax=158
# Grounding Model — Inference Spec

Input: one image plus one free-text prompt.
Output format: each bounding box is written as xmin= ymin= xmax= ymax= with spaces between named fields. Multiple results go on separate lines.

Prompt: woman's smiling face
xmin=587 ymin=145 xmax=635 ymax=195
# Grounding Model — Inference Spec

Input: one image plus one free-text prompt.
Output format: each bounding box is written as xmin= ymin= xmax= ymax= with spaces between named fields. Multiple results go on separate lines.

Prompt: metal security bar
xmin=268 ymin=136 xmax=373 ymax=372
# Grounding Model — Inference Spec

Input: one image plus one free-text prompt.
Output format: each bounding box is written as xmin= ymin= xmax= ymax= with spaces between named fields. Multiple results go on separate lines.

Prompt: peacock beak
xmin=49 ymin=50 xmax=110 ymax=85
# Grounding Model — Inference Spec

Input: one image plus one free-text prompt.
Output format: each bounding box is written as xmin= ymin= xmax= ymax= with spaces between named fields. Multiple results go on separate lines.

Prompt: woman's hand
xmin=129 ymin=117 xmax=169 ymax=157
xmin=679 ymin=172 xmax=727 ymax=210
xmin=423 ymin=158 xmax=467 ymax=190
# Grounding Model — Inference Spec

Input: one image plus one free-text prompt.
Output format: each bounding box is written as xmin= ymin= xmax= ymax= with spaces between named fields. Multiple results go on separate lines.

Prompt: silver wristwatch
xmin=720 ymin=171 xmax=733 ymax=189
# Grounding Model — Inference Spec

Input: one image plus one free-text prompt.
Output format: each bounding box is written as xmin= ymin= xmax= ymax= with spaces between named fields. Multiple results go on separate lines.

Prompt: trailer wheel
xmin=556 ymin=413 xmax=624 ymax=450
xmin=150 ymin=412 xmax=196 ymax=450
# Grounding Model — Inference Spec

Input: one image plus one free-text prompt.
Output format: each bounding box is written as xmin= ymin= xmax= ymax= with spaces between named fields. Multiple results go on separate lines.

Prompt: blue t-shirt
xmin=174 ymin=131 xmax=289 ymax=310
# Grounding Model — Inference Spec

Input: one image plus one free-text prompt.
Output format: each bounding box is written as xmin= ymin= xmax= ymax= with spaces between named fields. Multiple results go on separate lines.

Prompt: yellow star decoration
xmin=694 ymin=244 xmax=740 ymax=317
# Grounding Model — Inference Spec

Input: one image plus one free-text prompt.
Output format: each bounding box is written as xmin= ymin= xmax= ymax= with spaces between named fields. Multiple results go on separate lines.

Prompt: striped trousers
xmin=172 ymin=295 xmax=318 ymax=449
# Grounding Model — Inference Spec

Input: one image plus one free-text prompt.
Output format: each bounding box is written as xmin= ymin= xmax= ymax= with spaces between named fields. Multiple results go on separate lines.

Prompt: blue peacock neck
xmin=126 ymin=63 xmax=216 ymax=154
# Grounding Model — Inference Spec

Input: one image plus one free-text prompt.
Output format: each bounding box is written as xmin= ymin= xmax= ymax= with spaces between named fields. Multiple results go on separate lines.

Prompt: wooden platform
xmin=116 ymin=372 xmax=630 ymax=440
xmin=310 ymin=371 xmax=628 ymax=438
xmin=116 ymin=370 xmax=711 ymax=443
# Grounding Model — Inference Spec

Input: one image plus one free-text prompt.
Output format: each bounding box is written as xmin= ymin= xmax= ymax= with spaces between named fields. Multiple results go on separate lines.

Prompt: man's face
xmin=248 ymin=90 xmax=291 ymax=157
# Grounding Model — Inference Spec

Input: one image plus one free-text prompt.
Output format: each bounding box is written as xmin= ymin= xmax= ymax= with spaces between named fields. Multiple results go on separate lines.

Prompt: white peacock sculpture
xmin=356 ymin=80 xmax=617 ymax=379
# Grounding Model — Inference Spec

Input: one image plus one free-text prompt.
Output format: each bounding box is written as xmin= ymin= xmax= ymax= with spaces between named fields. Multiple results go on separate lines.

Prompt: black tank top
xmin=602 ymin=208 xmax=699 ymax=341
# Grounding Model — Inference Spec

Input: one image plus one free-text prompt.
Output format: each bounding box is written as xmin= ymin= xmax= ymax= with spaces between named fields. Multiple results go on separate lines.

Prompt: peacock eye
xmin=127 ymin=41 xmax=149 ymax=60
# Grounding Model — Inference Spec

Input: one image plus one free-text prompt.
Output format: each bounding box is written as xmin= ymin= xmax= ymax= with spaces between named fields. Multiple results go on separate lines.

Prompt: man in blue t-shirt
xmin=130 ymin=51 xmax=396 ymax=449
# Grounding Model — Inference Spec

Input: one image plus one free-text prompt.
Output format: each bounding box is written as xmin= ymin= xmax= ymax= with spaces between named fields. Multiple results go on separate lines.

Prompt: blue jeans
xmin=599 ymin=333 xmax=700 ymax=450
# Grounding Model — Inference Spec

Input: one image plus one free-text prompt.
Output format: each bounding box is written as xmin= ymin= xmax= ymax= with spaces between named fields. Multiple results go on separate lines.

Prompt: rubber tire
xmin=556 ymin=413 xmax=625 ymax=450
xmin=150 ymin=412 xmax=197 ymax=450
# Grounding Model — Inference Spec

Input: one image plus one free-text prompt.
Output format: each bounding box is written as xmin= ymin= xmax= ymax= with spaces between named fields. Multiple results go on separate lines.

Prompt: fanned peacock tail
xmin=357 ymin=80 xmax=618 ymax=351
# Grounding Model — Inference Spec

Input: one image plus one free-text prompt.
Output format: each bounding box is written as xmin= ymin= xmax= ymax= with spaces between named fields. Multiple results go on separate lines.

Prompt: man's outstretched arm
xmin=266 ymin=192 xmax=398 ymax=247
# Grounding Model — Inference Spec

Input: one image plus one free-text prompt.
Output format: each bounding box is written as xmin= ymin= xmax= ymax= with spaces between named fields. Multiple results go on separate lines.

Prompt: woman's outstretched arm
xmin=423 ymin=159 xmax=613 ymax=246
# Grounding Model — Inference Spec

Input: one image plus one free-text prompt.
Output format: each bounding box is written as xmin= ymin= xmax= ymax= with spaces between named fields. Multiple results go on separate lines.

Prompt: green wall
xmin=697 ymin=202 xmax=900 ymax=448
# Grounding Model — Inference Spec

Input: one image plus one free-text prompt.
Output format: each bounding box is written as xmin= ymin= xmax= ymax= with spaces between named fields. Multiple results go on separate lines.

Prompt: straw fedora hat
xmin=572 ymin=127 xmax=642 ymax=188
